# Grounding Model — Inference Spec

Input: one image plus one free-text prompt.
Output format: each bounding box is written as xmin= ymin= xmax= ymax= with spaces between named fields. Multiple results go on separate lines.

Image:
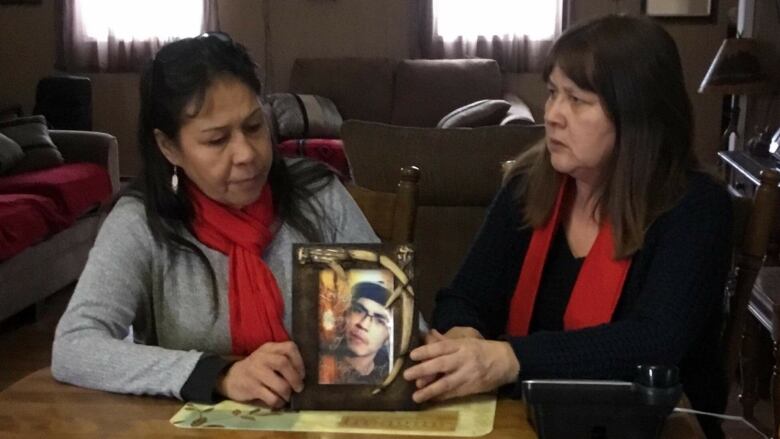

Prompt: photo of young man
xmin=319 ymin=280 xmax=393 ymax=385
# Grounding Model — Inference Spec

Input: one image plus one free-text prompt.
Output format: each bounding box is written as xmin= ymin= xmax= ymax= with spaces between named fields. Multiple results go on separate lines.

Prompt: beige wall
xmin=217 ymin=0 xmax=266 ymax=77
xmin=0 ymin=2 xmax=56 ymax=119
xmin=264 ymin=0 xmax=413 ymax=92
xmin=90 ymin=74 xmax=140 ymax=173
xmin=0 ymin=0 xmax=736 ymax=174
xmin=665 ymin=19 xmax=734 ymax=167
xmin=744 ymin=0 xmax=780 ymax=142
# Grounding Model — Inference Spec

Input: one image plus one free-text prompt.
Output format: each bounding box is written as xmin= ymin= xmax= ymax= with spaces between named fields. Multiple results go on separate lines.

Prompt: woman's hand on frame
xmin=403 ymin=336 xmax=519 ymax=403
xmin=410 ymin=327 xmax=485 ymax=389
xmin=441 ymin=326 xmax=484 ymax=340
xmin=216 ymin=341 xmax=305 ymax=408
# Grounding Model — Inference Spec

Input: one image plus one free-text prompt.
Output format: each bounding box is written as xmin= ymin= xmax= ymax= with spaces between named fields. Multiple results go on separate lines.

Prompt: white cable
xmin=673 ymin=407 xmax=769 ymax=438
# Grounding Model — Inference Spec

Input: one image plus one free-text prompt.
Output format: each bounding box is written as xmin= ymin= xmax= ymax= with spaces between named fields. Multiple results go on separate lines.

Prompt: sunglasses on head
xmin=154 ymin=31 xmax=233 ymax=65
xmin=151 ymin=31 xmax=234 ymax=98
xmin=196 ymin=31 xmax=232 ymax=43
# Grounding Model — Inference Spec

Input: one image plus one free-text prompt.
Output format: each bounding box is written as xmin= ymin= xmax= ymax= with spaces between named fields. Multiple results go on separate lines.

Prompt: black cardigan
xmin=432 ymin=172 xmax=732 ymax=417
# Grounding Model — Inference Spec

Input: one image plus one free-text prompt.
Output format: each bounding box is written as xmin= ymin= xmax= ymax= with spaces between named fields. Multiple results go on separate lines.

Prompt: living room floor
xmin=0 ymin=286 xmax=773 ymax=438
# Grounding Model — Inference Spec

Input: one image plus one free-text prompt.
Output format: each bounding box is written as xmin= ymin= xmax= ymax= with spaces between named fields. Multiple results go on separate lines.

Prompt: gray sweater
xmin=52 ymin=178 xmax=378 ymax=399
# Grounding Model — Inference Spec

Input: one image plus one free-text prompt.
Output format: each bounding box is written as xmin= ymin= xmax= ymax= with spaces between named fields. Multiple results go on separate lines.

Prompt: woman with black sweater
xmin=403 ymin=15 xmax=731 ymax=439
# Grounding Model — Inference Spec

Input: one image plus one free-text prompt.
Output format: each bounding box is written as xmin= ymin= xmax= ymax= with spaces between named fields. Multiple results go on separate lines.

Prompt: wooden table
xmin=0 ymin=368 xmax=532 ymax=438
xmin=0 ymin=368 xmax=704 ymax=438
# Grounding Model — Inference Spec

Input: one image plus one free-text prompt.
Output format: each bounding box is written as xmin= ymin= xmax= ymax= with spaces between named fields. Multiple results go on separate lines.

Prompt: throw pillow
xmin=266 ymin=93 xmax=343 ymax=140
xmin=0 ymin=115 xmax=64 ymax=174
xmin=0 ymin=132 xmax=24 ymax=175
xmin=500 ymin=96 xmax=536 ymax=126
xmin=436 ymin=99 xmax=511 ymax=128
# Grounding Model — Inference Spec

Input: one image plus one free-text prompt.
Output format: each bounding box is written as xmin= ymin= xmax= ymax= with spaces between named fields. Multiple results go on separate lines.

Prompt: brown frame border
xmin=291 ymin=243 xmax=419 ymax=411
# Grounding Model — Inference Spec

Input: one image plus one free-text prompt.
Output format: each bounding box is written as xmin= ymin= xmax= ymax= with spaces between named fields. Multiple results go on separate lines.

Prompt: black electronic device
xmin=522 ymin=365 xmax=683 ymax=439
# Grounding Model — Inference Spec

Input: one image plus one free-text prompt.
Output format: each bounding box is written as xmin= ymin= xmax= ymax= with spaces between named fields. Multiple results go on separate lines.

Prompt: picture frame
xmin=291 ymin=243 xmax=419 ymax=411
xmin=642 ymin=0 xmax=715 ymax=21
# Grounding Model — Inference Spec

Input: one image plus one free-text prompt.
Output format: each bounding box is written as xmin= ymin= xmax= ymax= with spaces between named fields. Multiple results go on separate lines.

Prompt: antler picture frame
xmin=291 ymin=243 xmax=419 ymax=411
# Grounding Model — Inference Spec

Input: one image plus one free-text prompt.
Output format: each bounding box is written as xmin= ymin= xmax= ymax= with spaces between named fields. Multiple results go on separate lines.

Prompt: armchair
xmin=0 ymin=130 xmax=119 ymax=323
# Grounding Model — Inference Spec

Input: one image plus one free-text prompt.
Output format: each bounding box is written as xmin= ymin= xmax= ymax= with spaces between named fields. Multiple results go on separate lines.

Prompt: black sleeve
xmin=503 ymin=182 xmax=733 ymax=397
xmin=432 ymin=178 xmax=531 ymax=338
xmin=180 ymin=354 xmax=235 ymax=403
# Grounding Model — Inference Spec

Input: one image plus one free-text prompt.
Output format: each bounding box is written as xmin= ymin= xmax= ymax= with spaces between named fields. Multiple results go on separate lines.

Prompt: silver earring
xmin=171 ymin=166 xmax=179 ymax=193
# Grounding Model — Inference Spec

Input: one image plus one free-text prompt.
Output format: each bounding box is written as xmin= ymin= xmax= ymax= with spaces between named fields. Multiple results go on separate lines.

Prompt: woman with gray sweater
xmin=51 ymin=33 xmax=377 ymax=408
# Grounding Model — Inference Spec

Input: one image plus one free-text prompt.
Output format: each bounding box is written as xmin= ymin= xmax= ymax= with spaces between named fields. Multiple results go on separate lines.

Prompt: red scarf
xmin=506 ymin=178 xmax=632 ymax=336
xmin=189 ymin=184 xmax=289 ymax=355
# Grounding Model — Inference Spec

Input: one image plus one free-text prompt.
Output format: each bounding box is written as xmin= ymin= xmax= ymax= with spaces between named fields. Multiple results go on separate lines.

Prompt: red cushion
xmin=0 ymin=163 xmax=111 ymax=222
xmin=0 ymin=193 xmax=70 ymax=261
xmin=277 ymin=139 xmax=350 ymax=181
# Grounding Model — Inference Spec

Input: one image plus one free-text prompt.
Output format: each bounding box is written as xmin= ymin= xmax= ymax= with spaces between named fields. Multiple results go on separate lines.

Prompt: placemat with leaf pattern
xmin=170 ymin=394 xmax=496 ymax=436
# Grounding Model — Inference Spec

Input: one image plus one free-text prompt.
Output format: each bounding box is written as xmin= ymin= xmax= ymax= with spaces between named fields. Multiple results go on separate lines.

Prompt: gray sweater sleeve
xmin=51 ymin=199 xmax=204 ymax=399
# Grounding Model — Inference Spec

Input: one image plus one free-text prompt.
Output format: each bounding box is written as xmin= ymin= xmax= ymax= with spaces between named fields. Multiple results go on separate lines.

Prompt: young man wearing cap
xmin=323 ymin=282 xmax=392 ymax=384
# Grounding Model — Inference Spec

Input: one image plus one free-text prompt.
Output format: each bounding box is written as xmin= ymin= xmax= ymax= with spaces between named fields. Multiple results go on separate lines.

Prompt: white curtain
xmin=420 ymin=0 xmax=566 ymax=73
xmin=58 ymin=0 xmax=220 ymax=72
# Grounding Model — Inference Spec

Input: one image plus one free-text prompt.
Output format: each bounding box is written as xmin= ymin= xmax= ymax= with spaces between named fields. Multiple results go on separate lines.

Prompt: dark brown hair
xmin=506 ymin=15 xmax=698 ymax=258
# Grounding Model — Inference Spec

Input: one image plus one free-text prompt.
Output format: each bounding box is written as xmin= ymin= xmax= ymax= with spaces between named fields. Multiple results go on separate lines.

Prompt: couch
xmin=0 ymin=130 xmax=119 ymax=323
xmin=341 ymin=121 xmax=544 ymax=319
xmin=288 ymin=57 xmax=535 ymax=127
xmin=270 ymin=57 xmax=537 ymax=179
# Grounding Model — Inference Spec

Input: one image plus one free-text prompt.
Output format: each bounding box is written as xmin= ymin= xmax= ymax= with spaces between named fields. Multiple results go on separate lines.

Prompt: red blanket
xmin=277 ymin=139 xmax=350 ymax=181
xmin=0 ymin=193 xmax=70 ymax=261
xmin=0 ymin=163 xmax=112 ymax=222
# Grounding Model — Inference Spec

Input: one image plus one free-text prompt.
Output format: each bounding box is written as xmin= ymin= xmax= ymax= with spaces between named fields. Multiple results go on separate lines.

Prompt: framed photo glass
xmin=291 ymin=243 xmax=419 ymax=411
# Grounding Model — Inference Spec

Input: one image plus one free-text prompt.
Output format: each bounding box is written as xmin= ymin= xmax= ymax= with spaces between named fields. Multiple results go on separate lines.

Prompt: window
xmin=77 ymin=0 xmax=204 ymax=42
xmin=433 ymin=0 xmax=559 ymax=42
xmin=58 ymin=0 xmax=219 ymax=72
xmin=422 ymin=0 xmax=564 ymax=73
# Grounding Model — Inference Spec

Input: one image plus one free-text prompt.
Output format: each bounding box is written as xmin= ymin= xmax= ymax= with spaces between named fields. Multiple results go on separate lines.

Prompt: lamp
xmin=699 ymin=37 xmax=773 ymax=151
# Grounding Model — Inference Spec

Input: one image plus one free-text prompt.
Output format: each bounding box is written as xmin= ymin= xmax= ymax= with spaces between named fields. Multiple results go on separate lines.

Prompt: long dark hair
xmin=506 ymin=15 xmax=698 ymax=258
xmin=124 ymin=33 xmax=334 ymax=300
